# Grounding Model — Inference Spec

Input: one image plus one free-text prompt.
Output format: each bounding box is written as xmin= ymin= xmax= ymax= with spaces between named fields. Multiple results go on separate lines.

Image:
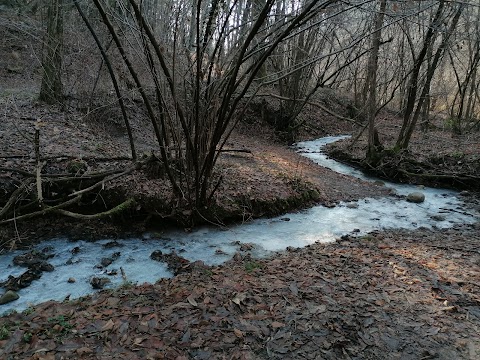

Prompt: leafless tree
xmin=39 ymin=0 xmax=64 ymax=104
xmin=82 ymin=0 xmax=338 ymax=219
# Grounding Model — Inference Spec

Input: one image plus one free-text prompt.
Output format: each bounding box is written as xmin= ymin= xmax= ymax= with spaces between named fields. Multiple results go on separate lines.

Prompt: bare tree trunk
xmin=365 ymin=0 xmax=386 ymax=165
xmin=73 ymin=0 xmax=137 ymax=160
xmin=398 ymin=2 xmax=463 ymax=149
xmin=39 ymin=0 xmax=63 ymax=104
xmin=395 ymin=0 xmax=446 ymax=150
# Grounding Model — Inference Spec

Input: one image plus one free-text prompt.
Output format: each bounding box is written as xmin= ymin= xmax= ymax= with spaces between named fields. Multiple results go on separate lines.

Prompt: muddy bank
xmin=0 ymin=128 xmax=391 ymax=251
xmin=323 ymin=113 xmax=480 ymax=192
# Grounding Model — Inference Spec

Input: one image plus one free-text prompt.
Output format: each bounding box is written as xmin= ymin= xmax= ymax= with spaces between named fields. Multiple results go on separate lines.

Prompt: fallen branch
xmin=69 ymin=164 xmax=138 ymax=197
xmin=397 ymin=168 xmax=479 ymax=182
xmin=217 ymin=149 xmax=252 ymax=154
xmin=55 ymin=197 xmax=136 ymax=220
xmin=256 ymin=93 xmax=363 ymax=126
xmin=0 ymin=167 xmax=33 ymax=177
xmin=0 ymin=195 xmax=82 ymax=225
xmin=34 ymin=124 xmax=43 ymax=205
xmin=0 ymin=166 xmax=126 ymax=179
xmin=0 ymin=155 xmax=132 ymax=161
xmin=439 ymin=207 xmax=477 ymax=217
xmin=0 ymin=179 xmax=34 ymax=218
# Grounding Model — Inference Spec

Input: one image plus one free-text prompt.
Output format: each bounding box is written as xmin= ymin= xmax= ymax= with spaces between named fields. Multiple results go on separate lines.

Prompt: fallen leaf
xmin=440 ymin=306 xmax=457 ymax=312
xmin=232 ymin=292 xmax=247 ymax=305
xmin=133 ymin=337 xmax=145 ymax=346
xmin=271 ymin=321 xmax=285 ymax=328
xmin=289 ymin=282 xmax=299 ymax=296
xmin=234 ymin=328 xmax=243 ymax=338
xmin=101 ymin=319 xmax=115 ymax=332
xmin=187 ymin=294 xmax=198 ymax=307
xmin=76 ymin=347 xmax=93 ymax=355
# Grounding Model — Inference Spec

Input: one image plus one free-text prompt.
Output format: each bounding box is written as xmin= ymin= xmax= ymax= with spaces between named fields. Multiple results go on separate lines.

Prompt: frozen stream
xmin=1 ymin=136 xmax=478 ymax=314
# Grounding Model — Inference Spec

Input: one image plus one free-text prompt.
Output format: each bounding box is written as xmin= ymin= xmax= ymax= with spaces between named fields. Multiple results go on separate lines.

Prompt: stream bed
xmin=1 ymin=136 xmax=478 ymax=315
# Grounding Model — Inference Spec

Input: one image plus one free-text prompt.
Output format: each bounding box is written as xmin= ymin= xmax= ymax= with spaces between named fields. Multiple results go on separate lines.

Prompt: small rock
xmin=373 ymin=180 xmax=385 ymax=186
xmin=0 ymin=290 xmax=19 ymax=305
xmin=39 ymin=262 xmax=55 ymax=272
xmin=67 ymin=277 xmax=76 ymax=283
xmin=1 ymin=269 xmax=42 ymax=291
xmin=406 ymin=192 xmax=425 ymax=203
xmin=431 ymin=215 xmax=446 ymax=221
xmin=150 ymin=250 xmax=163 ymax=261
xmin=71 ymin=246 xmax=81 ymax=254
xmin=346 ymin=202 xmax=359 ymax=209
xmin=13 ymin=251 xmax=54 ymax=267
xmin=100 ymin=258 xmax=113 ymax=267
xmin=240 ymin=243 xmax=255 ymax=251
xmin=150 ymin=250 xmax=191 ymax=275
xmin=90 ymin=277 xmax=111 ymax=289
xmin=189 ymin=260 xmax=208 ymax=272
xmin=215 ymin=249 xmax=227 ymax=255
xmin=280 ymin=217 xmax=290 ymax=222
xmin=102 ymin=241 xmax=123 ymax=249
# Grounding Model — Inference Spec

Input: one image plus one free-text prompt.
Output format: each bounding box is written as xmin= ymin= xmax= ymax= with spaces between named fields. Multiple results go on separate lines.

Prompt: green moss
xmin=245 ymin=261 xmax=262 ymax=272
xmin=23 ymin=332 xmax=32 ymax=343
xmin=0 ymin=325 xmax=10 ymax=340
xmin=48 ymin=315 xmax=73 ymax=333
xmin=22 ymin=307 xmax=34 ymax=315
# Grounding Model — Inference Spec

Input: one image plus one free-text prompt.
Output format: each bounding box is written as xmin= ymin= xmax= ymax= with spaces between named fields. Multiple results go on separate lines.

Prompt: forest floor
xmin=1 ymin=97 xmax=479 ymax=360
xmin=1 ymin=13 xmax=480 ymax=359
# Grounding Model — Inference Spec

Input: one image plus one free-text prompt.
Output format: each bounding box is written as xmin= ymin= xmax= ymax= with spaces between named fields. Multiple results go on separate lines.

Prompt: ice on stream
xmin=1 ymin=136 xmax=478 ymax=314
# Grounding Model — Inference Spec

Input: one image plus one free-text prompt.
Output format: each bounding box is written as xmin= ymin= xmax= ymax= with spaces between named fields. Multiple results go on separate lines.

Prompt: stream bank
xmin=1 ymin=224 xmax=479 ymax=359
xmin=323 ymin=112 xmax=480 ymax=192
xmin=1 ymin=136 xmax=478 ymax=315
xmin=1 ymin=130 xmax=479 ymax=358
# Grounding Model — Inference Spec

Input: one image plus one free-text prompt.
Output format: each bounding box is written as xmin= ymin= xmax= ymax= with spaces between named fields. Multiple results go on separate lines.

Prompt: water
xmin=1 ymin=136 xmax=478 ymax=314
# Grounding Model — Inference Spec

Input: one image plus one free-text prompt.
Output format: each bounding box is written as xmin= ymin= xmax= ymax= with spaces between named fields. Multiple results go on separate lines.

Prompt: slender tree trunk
xmin=400 ymin=3 xmax=463 ymax=148
xmin=39 ymin=0 xmax=63 ymax=104
xmin=366 ymin=0 xmax=386 ymax=165
xmin=73 ymin=0 xmax=137 ymax=160
xmin=395 ymin=0 xmax=445 ymax=150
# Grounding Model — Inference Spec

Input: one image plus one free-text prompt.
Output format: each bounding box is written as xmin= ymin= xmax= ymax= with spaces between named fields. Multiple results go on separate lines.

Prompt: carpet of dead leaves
xmin=1 ymin=224 xmax=479 ymax=359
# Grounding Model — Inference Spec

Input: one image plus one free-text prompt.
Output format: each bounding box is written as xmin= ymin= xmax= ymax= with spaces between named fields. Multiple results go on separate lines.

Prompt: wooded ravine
xmin=0 ymin=1 xmax=479 ymax=359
